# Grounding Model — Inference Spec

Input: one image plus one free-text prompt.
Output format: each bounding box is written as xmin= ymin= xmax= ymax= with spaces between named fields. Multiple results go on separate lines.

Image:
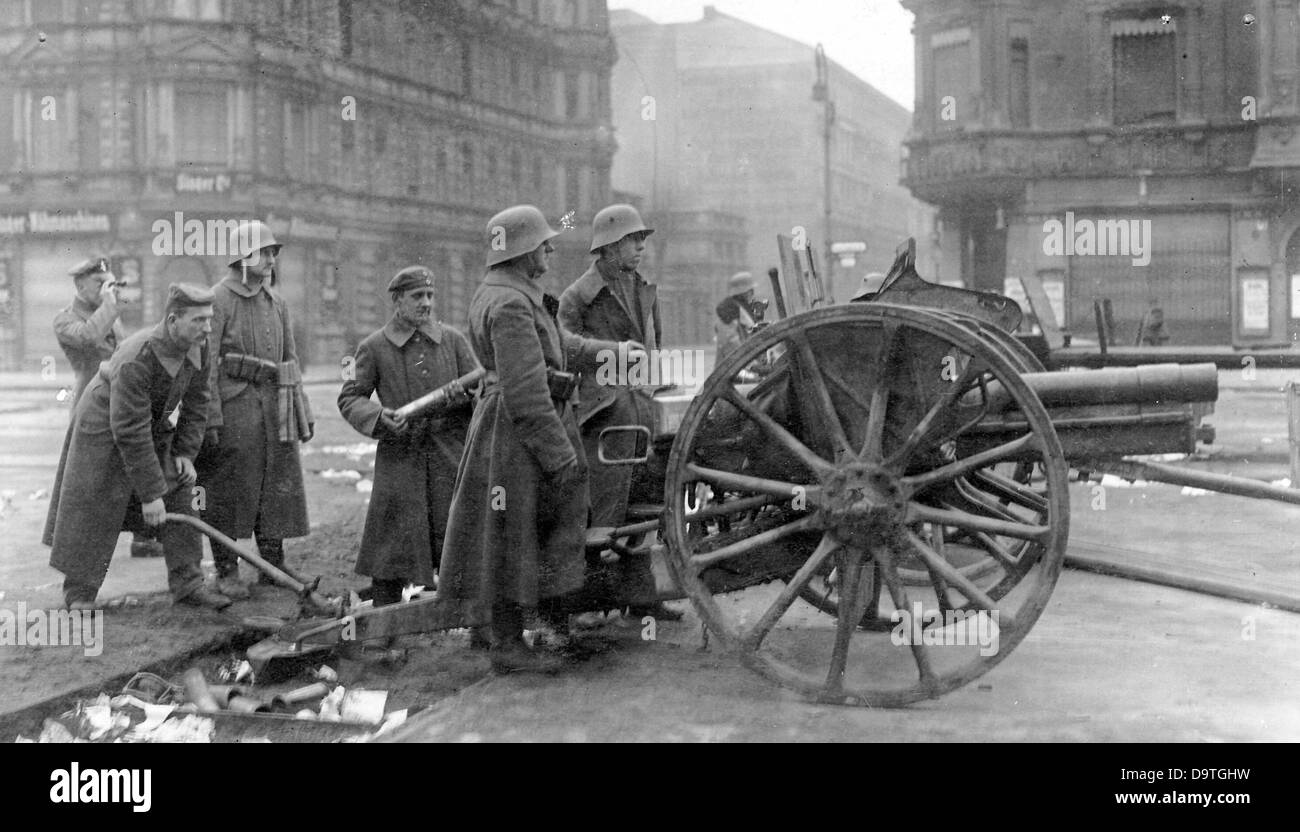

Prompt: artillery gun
xmin=225 ymin=238 xmax=1293 ymax=708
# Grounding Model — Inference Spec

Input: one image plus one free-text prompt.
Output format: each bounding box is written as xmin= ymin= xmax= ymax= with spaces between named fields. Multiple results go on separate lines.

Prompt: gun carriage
xmin=197 ymin=239 xmax=1292 ymax=708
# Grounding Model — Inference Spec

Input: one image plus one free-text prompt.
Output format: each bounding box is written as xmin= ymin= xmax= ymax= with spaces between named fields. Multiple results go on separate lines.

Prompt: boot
xmin=256 ymin=538 xmax=287 ymax=586
xmin=215 ymin=569 xmax=251 ymax=601
xmin=370 ymin=578 xmax=405 ymax=607
xmin=176 ymin=585 xmax=233 ymax=611
xmin=628 ymin=601 xmax=684 ymax=622
xmin=489 ymin=601 xmax=562 ymax=674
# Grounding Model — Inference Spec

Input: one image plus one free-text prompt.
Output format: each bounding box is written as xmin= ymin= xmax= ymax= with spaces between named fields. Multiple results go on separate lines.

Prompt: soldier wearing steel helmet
xmin=195 ymin=219 xmax=312 ymax=601
xmin=715 ymin=270 xmax=758 ymax=362
xmin=438 ymin=205 xmax=644 ymax=674
xmin=557 ymin=204 xmax=680 ymax=622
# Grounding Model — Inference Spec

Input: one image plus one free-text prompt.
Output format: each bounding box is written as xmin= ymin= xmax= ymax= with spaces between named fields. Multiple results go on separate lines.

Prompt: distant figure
xmin=1136 ymin=306 xmax=1171 ymax=346
xmin=714 ymin=271 xmax=757 ymax=362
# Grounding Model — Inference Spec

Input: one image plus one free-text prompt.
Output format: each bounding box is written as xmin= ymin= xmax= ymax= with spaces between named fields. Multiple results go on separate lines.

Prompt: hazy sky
xmin=607 ymin=0 xmax=916 ymax=109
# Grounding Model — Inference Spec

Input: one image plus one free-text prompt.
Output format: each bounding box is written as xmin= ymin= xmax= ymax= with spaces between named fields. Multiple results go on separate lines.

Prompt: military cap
xmin=388 ymin=265 xmax=436 ymax=294
xmin=165 ymin=282 xmax=216 ymax=311
xmin=67 ymin=257 xmax=111 ymax=280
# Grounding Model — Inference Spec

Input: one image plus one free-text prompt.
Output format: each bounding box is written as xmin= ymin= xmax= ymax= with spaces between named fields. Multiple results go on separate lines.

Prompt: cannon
xmin=240 ymin=238 xmax=1286 ymax=708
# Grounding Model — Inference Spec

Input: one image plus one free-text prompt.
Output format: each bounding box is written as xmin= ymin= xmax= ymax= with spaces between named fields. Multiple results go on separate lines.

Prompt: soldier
xmin=338 ymin=266 xmax=479 ymax=607
xmin=42 ymin=257 xmax=164 ymax=559
xmin=714 ymin=271 xmax=757 ymax=362
xmin=47 ymin=283 xmax=229 ymax=610
xmin=195 ymin=220 xmax=313 ymax=601
xmin=558 ymin=204 xmax=679 ymax=621
xmin=438 ymin=205 xmax=643 ymax=674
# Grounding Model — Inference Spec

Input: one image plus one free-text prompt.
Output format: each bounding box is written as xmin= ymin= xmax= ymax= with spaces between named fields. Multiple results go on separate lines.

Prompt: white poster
xmin=1241 ymin=277 xmax=1270 ymax=332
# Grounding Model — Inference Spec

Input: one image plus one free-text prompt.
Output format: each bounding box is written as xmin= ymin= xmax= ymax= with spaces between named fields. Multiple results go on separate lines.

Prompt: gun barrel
xmin=980 ymin=363 xmax=1219 ymax=412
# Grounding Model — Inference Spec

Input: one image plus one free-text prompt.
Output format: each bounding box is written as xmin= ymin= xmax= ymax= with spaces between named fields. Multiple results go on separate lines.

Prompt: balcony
xmin=902 ymin=126 xmax=1257 ymax=204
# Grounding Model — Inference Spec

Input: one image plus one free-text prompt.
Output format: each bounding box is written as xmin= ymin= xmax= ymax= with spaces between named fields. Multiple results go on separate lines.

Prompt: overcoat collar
xmin=384 ymin=315 xmax=443 ymax=347
xmin=483 ymin=264 xmax=548 ymax=311
xmin=219 ymin=273 xmax=276 ymax=299
xmin=569 ymin=258 xmax=655 ymax=308
xmin=148 ymin=322 xmax=203 ymax=377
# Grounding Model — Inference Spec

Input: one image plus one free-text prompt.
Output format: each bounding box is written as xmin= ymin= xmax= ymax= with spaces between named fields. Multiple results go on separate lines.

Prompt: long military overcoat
xmin=558 ymin=259 xmax=662 ymax=527
xmin=42 ymin=295 xmax=127 ymax=545
xmin=338 ymin=317 xmax=479 ymax=587
xmin=437 ymin=263 xmax=617 ymax=618
xmin=196 ymin=275 xmax=310 ymax=540
xmin=47 ymin=323 xmax=209 ymax=595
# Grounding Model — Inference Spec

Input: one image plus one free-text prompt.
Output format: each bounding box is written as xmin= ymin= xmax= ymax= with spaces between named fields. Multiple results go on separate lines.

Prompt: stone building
xmin=0 ymin=0 xmax=616 ymax=371
xmin=902 ymin=0 xmax=1300 ymax=346
xmin=610 ymin=6 xmax=935 ymax=313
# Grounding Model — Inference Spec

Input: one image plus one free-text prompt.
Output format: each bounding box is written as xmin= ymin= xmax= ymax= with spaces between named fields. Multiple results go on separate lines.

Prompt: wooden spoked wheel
xmin=662 ymin=304 xmax=1069 ymax=706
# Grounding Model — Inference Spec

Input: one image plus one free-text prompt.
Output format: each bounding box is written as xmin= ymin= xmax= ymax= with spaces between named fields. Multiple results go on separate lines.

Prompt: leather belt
xmin=481 ymin=368 xmax=577 ymax=403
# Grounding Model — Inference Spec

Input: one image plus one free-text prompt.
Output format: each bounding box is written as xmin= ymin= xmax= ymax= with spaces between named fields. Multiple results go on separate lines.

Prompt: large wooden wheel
xmin=662 ymin=304 xmax=1069 ymax=706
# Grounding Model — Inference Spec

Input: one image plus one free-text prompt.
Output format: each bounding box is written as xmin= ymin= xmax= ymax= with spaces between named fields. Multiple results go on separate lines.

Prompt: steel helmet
xmin=226 ymin=220 xmax=279 ymax=266
xmin=850 ymin=272 xmax=887 ymax=301
xmin=486 ymin=205 xmax=561 ymax=267
xmin=727 ymin=271 xmax=755 ymax=295
xmin=589 ymin=204 xmax=653 ymax=253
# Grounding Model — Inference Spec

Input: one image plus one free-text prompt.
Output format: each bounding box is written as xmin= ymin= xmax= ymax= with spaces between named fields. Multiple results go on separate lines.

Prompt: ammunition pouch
xmin=546 ymin=370 xmax=578 ymax=403
xmin=221 ymin=352 xmax=279 ymax=385
xmin=481 ymin=368 xmax=578 ymax=403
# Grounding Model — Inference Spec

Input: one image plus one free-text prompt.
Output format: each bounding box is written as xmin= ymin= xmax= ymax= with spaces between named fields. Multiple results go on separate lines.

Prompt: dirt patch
xmin=1 ymin=395 xmax=492 ymax=740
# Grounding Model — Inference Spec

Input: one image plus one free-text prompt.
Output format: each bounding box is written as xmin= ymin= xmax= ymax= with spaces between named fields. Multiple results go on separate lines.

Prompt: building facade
xmin=902 ymin=0 xmax=1300 ymax=346
xmin=610 ymin=6 xmax=937 ymax=313
xmin=0 ymin=0 xmax=616 ymax=371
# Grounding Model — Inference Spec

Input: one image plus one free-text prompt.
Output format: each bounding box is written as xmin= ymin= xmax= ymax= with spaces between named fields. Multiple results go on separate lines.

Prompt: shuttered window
xmin=1112 ymin=20 xmax=1177 ymax=125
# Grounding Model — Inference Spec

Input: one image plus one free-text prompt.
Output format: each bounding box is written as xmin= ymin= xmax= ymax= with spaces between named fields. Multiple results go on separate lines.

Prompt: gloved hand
xmin=302 ymin=422 xmax=315 ymax=443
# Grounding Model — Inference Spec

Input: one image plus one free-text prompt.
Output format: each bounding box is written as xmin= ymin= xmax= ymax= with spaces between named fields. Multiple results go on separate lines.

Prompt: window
xmin=78 ymin=83 xmax=100 ymax=169
xmin=284 ymin=96 xmax=308 ymax=178
xmin=461 ymin=140 xmax=473 ymax=182
xmin=533 ymin=156 xmax=542 ymax=194
xmin=167 ymin=0 xmax=223 ymax=19
xmin=461 ymin=41 xmax=473 ymax=97
xmin=340 ymin=118 xmax=354 ymax=155
xmin=1009 ymin=37 xmax=1029 ymax=127
xmin=0 ymin=83 xmax=11 ymax=167
xmin=1112 ymin=18 xmax=1176 ymax=124
xmin=564 ymin=71 xmax=579 ymax=119
xmin=175 ymin=87 xmax=227 ymax=165
xmin=565 ymin=164 xmax=579 ymax=210
xmin=931 ymin=28 xmax=972 ymax=128
xmin=338 ymin=0 xmax=352 ymax=57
